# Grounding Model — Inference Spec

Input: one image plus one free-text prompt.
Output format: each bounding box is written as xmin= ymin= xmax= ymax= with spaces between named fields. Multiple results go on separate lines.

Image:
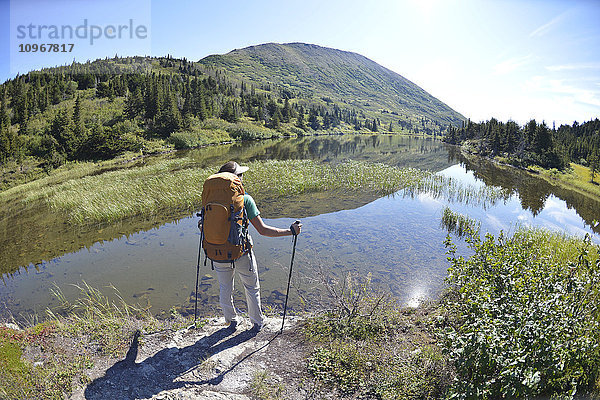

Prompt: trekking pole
xmin=281 ymin=220 xmax=300 ymax=332
xmin=194 ymin=213 xmax=203 ymax=326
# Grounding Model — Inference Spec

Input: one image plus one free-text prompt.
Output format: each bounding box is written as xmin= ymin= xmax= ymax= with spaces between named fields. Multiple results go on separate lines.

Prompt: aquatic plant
xmin=1 ymin=158 xmax=506 ymax=225
xmin=440 ymin=207 xmax=480 ymax=238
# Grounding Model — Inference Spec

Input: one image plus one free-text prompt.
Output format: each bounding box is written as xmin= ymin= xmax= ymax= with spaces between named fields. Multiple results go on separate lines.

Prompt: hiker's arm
xmin=250 ymin=216 xmax=302 ymax=237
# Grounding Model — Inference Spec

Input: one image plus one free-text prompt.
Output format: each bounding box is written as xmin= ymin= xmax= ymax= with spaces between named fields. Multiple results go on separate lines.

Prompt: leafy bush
xmin=169 ymin=128 xmax=231 ymax=149
xmin=169 ymin=130 xmax=209 ymax=149
xmin=78 ymin=125 xmax=141 ymax=160
xmin=443 ymin=229 xmax=600 ymax=399
xmin=227 ymin=122 xmax=280 ymax=140
xmin=288 ymin=126 xmax=307 ymax=137
xmin=201 ymin=118 xmax=233 ymax=131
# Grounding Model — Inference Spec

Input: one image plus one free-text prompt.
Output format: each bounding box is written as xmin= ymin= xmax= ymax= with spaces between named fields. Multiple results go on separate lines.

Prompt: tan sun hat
xmin=219 ymin=161 xmax=249 ymax=175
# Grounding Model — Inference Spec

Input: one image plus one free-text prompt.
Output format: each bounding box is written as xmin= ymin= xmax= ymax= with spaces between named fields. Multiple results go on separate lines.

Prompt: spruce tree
xmin=39 ymin=87 xmax=49 ymax=112
xmin=0 ymin=89 xmax=9 ymax=128
xmin=270 ymin=108 xmax=282 ymax=129
xmin=371 ymin=119 xmax=378 ymax=132
xmin=72 ymin=94 xmax=87 ymax=148
xmin=534 ymin=122 xmax=552 ymax=154
xmin=73 ymin=95 xmax=82 ymax=127
xmin=0 ymin=91 xmax=12 ymax=162
xmin=221 ymin=100 xmax=238 ymax=123
xmin=296 ymin=110 xmax=306 ymax=131
xmin=125 ymin=87 xmax=144 ymax=119
xmin=309 ymin=108 xmax=320 ymax=130
xmin=282 ymin=98 xmax=292 ymax=123
xmin=198 ymin=96 xmax=208 ymax=121
xmin=0 ymin=122 xmax=8 ymax=163
xmin=589 ymin=150 xmax=599 ymax=184
xmin=51 ymin=109 xmax=75 ymax=157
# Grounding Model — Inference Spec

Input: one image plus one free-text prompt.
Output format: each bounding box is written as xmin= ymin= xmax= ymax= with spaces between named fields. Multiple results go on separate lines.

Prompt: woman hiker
xmin=199 ymin=161 xmax=302 ymax=332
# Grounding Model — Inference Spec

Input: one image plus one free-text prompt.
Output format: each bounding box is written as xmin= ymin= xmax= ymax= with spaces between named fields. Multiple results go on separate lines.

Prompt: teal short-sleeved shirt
xmin=244 ymin=194 xmax=260 ymax=220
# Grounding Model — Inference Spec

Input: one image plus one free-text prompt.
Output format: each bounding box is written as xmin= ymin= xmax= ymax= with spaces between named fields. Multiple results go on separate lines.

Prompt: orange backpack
xmin=200 ymin=172 xmax=251 ymax=263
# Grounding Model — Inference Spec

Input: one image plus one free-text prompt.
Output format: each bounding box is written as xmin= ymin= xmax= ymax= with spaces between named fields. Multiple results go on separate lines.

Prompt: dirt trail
xmin=70 ymin=316 xmax=321 ymax=400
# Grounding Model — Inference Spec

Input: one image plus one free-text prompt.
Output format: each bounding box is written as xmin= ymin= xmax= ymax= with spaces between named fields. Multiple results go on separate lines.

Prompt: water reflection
xmin=1 ymin=135 xmax=599 ymax=323
xmin=0 ymin=135 xmax=452 ymax=278
xmin=182 ymin=134 xmax=452 ymax=171
xmin=446 ymin=147 xmax=600 ymax=234
xmin=438 ymin=165 xmax=600 ymax=241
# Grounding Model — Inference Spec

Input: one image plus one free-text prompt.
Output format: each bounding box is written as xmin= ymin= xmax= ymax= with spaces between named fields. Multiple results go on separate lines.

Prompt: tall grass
xmin=0 ymin=282 xmax=162 ymax=400
xmin=440 ymin=207 xmax=481 ymax=238
xmin=44 ymin=159 xmax=210 ymax=224
xmin=245 ymin=159 xmax=505 ymax=207
xmin=46 ymin=281 xmax=163 ymax=358
xmin=0 ymin=162 xmax=100 ymax=203
xmin=3 ymin=158 xmax=505 ymax=225
xmin=47 ymin=282 xmax=152 ymax=326
xmin=169 ymin=129 xmax=229 ymax=149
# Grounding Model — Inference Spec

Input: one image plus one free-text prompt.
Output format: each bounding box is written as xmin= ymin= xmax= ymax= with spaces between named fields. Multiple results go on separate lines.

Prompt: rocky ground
xmin=68 ymin=316 xmax=328 ymax=400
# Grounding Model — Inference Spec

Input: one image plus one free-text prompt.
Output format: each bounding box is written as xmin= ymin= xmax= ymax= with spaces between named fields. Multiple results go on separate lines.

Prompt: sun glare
xmin=413 ymin=0 xmax=437 ymax=16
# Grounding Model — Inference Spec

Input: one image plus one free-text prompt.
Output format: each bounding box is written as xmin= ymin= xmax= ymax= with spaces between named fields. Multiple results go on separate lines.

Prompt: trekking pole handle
xmin=290 ymin=220 xmax=301 ymax=236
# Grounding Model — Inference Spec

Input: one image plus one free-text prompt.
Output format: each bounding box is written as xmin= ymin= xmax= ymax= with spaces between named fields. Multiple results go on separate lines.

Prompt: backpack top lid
xmin=202 ymin=172 xmax=245 ymax=208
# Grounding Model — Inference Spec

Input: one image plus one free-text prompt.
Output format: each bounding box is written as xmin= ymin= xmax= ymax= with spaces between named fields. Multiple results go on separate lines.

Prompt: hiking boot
xmin=250 ymin=322 xmax=263 ymax=333
xmin=225 ymin=320 xmax=237 ymax=330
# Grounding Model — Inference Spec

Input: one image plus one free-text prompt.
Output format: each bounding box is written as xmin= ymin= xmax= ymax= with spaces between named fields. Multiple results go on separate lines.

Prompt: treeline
xmin=0 ymin=56 xmax=404 ymax=168
xmin=554 ymin=119 xmax=600 ymax=165
xmin=444 ymin=118 xmax=600 ymax=171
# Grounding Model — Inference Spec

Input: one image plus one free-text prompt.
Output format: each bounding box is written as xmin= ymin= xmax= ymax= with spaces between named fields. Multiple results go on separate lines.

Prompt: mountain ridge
xmin=200 ymin=42 xmax=465 ymax=127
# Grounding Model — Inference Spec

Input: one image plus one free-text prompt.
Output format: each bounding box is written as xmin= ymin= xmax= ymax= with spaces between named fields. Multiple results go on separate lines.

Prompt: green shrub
xmin=443 ymin=229 xmax=600 ymax=399
xmin=288 ymin=126 xmax=307 ymax=137
xmin=201 ymin=118 xmax=233 ymax=131
xmin=227 ymin=122 xmax=280 ymax=140
xmin=78 ymin=125 xmax=142 ymax=160
xmin=304 ymin=273 xmax=453 ymax=399
xmin=169 ymin=128 xmax=232 ymax=149
xmin=169 ymin=130 xmax=208 ymax=149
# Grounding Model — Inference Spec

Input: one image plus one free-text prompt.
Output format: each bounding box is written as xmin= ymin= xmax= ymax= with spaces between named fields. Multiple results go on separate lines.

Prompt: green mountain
xmin=1 ymin=43 xmax=466 ymax=181
xmin=200 ymin=42 xmax=465 ymax=127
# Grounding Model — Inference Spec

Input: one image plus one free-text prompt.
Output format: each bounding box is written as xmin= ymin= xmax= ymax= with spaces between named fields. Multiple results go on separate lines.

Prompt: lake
xmin=1 ymin=135 xmax=599 ymax=322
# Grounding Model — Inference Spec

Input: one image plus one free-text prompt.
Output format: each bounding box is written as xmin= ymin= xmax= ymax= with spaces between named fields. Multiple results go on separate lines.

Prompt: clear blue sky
xmin=1 ymin=0 xmax=599 ymax=125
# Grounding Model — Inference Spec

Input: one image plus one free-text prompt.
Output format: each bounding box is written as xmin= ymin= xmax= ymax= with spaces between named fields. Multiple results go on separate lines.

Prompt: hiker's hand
xmin=290 ymin=220 xmax=302 ymax=236
xmin=198 ymin=220 xmax=203 ymax=230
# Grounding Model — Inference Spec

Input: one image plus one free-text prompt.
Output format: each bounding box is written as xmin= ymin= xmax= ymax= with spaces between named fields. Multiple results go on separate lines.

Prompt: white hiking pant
xmin=213 ymin=251 xmax=264 ymax=326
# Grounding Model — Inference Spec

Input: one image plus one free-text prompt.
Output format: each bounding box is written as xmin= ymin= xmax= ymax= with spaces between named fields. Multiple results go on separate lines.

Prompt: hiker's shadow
xmin=84 ymin=326 xmax=258 ymax=400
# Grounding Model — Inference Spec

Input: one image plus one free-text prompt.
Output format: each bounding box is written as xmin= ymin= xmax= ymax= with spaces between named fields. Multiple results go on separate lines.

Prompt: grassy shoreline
xmin=2 ymin=227 xmax=599 ymax=399
xmin=456 ymin=144 xmax=600 ymax=203
xmin=533 ymin=162 xmax=600 ymax=202
xmin=0 ymin=124 xmax=425 ymax=194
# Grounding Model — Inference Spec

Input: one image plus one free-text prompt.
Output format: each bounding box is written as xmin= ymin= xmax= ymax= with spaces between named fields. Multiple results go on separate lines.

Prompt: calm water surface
xmin=1 ymin=135 xmax=599 ymax=322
